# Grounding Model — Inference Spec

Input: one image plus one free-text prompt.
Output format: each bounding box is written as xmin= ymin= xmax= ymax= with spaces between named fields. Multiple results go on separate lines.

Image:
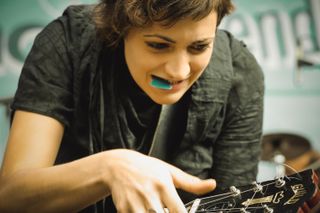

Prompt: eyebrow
xmin=143 ymin=34 xmax=176 ymax=43
xmin=143 ymin=34 xmax=215 ymax=44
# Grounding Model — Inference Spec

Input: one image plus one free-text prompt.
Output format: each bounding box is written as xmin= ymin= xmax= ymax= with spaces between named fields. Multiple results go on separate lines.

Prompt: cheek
xmin=125 ymin=46 xmax=156 ymax=75
xmin=125 ymin=47 xmax=147 ymax=79
xmin=192 ymin=51 xmax=213 ymax=75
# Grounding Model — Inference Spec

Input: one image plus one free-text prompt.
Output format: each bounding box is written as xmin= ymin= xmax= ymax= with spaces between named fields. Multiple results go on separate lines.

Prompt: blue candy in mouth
xmin=150 ymin=75 xmax=173 ymax=90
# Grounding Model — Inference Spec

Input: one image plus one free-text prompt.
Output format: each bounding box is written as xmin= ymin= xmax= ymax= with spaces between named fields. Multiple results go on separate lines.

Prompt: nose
xmin=164 ymin=52 xmax=191 ymax=80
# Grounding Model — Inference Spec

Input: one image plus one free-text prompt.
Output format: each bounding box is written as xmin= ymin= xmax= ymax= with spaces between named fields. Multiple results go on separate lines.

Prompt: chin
xmin=150 ymin=93 xmax=184 ymax=105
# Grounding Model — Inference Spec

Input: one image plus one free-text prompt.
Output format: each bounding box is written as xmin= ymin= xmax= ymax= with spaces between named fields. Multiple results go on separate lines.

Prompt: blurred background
xmin=1 ymin=0 xmax=320 ymax=180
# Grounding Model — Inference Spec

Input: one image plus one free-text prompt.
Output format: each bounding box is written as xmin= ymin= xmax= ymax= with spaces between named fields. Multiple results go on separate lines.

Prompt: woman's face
xmin=124 ymin=12 xmax=218 ymax=105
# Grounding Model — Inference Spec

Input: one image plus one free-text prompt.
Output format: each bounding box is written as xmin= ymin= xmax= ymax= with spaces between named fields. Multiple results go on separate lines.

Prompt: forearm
xmin=0 ymin=152 xmax=109 ymax=213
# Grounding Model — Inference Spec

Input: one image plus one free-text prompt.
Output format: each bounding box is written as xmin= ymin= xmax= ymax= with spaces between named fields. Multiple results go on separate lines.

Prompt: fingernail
xmin=211 ymin=179 xmax=216 ymax=187
xmin=206 ymin=178 xmax=216 ymax=185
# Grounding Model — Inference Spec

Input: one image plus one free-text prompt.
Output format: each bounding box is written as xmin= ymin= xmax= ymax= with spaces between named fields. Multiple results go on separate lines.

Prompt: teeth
xmin=169 ymin=80 xmax=182 ymax=85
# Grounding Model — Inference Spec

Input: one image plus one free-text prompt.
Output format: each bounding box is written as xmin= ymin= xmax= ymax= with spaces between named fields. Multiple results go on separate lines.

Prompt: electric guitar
xmin=184 ymin=169 xmax=320 ymax=213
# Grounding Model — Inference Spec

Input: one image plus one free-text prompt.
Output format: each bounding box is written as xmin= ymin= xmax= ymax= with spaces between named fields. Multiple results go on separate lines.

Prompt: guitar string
xmin=194 ymin=173 xmax=306 ymax=211
xmin=242 ymin=189 xmax=258 ymax=212
xmin=195 ymin=181 xmax=275 ymax=208
xmin=194 ymin=205 xmax=272 ymax=213
xmin=184 ymin=191 xmax=236 ymax=207
xmin=195 ymin=206 xmax=270 ymax=213
xmin=195 ymin=197 xmax=286 ymax=213
xmin=281 ymin=163 xmax=301 ymax=178
xmin=193 ymin=163 xmax=304 ymax=210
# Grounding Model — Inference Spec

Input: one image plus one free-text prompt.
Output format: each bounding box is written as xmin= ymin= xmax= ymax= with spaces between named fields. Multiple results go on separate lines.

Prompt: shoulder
xmin=196 ymin=30 xmax=264 ymax=105
xmin=32 ymin=4 xmax=98 ymax=57
xmin=12 ymin=5 xmax=104 ymax=127
xmin=61 ymin=4 xmax=98 ymax=53
xmin=60 ymin=4 xmax=96 ymax=37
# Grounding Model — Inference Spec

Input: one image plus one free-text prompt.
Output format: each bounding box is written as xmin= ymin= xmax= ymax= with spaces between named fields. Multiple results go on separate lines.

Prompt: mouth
xmin=150 ymin=75 xmax=185 ymax=90
xmin=150 ymin=75 xmax=172 ymax=90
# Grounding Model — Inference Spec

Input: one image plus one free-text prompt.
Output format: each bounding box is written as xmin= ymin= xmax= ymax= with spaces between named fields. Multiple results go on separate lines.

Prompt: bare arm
xmin=0 ymin=111 xmax=109 ymax=212
xmin=0 ymin=111 xmax=216 ymax=213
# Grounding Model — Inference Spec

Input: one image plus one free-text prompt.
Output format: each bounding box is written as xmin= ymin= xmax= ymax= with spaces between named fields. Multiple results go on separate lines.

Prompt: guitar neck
xmin=185 ymin=169 xmax=320 ymax=213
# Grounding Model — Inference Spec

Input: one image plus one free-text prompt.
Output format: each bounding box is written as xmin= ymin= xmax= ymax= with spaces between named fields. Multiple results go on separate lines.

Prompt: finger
xmin=160 ymin=183 xmax=187 ymax=213
xmin=113 ymin=191 xmax=146 ymax=213
xmin=147 ymin=208 xmax=165 ymax=213
xmin=148 ymin=209 xmax=169 ymax=213
xmin=146 ymin=196 xmax=166 ymax=213
xmin=166 ymin=163 xmax=216 ymax=195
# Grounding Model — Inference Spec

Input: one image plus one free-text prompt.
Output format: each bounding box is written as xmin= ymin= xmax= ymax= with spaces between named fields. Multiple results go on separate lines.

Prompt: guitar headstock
xmin=185 ymin=169 xmax=319 ymax=213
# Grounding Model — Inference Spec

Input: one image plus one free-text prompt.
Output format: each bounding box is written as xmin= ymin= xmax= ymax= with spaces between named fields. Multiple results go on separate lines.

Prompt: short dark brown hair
xmin=94 ymin=0 xmax=235 ymax=47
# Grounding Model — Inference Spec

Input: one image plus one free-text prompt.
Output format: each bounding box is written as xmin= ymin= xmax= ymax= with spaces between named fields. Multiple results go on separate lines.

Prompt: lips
xmin=169 ymin=80 xmax=184 ymax=85
xmin=150 ymin=75 xmax=187 ymax=91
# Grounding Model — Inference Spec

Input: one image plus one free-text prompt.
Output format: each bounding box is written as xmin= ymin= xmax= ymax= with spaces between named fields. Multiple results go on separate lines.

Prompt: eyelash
xmin=146 ymin=42 xmax=169 ymax=50
xmin=145 ymin=42 xmax=210 ymax=53
xmin=189 ymin=44 xmax=210 ymax=53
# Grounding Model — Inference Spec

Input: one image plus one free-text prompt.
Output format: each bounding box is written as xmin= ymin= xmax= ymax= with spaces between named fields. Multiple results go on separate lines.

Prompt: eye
xmin=188 ymin=43 xmax=210 ymax=53
xmin=145 ymin=42 xmax=170 ymax=50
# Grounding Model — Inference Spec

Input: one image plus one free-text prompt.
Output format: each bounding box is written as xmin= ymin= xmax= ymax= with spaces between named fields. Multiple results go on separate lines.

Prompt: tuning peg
xmin=230 ymin=186 xmax=241 ymax=197
xmin=252 ymin=181 xmax=264 ymax=194
xmin=275 ymin=177 xmax=286 ymax=188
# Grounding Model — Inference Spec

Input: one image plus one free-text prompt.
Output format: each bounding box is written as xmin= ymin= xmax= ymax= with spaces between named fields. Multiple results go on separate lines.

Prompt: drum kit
xmin=260 ymin=133 xmax=320 ymax=212
xmin=260 ymin=133 xmax=320 ymax=176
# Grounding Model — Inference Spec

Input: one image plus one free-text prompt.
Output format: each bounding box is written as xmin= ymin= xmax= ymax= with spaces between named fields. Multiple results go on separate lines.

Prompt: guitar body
xmin=185 ymin=169 xmax=320 ymax=213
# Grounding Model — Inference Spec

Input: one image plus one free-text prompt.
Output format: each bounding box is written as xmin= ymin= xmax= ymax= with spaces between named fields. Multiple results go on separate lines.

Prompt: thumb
xmin=167 ymin=164 xmax=216 ymax=195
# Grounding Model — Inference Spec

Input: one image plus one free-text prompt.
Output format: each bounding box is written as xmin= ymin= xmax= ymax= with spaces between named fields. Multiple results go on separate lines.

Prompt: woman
xmin=0 ymin=0 xmax=264 ymax=212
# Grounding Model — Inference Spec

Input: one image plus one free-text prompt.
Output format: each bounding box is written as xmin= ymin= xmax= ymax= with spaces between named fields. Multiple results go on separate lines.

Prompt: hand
xmin=102 ymin=149 xmax=216 ymax=213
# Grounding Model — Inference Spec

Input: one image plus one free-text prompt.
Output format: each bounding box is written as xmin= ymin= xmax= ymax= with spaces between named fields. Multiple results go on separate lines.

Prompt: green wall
xmin=1 ymin=0 xmax=320 ymax=163
xmin=0 ymin=0 xmax=98 ymax=162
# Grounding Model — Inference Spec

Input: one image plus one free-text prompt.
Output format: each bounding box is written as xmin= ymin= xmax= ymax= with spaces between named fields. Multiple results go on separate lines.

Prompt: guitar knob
xmin=275 ymin=177 xmax=286 ymax=188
